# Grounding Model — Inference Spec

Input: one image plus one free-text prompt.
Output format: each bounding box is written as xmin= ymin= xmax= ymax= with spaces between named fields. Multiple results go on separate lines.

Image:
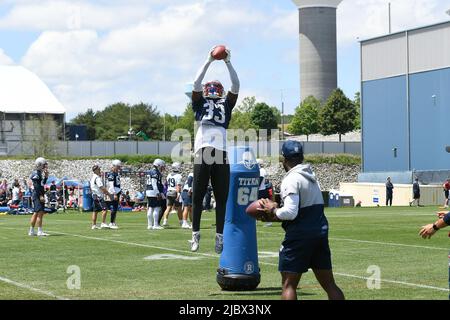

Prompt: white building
xmin=0 ymin=66 xmax=66 ymax=155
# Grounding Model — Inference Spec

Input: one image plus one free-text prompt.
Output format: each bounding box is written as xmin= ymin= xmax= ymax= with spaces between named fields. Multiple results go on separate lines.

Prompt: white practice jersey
xmin=90 ymin=173 xmax=104 ymax=198
xmin=167 ymin=173 xmax=182 ymax=195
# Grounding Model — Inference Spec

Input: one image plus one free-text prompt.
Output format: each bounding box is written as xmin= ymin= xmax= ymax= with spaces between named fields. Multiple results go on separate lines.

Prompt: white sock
xmin=38 ymin=227 xmax=43 ymax=233
xmin=147 ymin=207 xmax=153 ymax=227
xmin=29 ymin=227 xmax=34 ymax=233
xmin=182 ymin=220 xmax=187 ymax=225
xmin=153 ymin=207 xmax=161 ymax=227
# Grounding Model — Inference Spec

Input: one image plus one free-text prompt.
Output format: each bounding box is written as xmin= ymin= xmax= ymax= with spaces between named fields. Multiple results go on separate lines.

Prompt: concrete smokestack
xmin=292 ymin=0 xmax=342 ymax=102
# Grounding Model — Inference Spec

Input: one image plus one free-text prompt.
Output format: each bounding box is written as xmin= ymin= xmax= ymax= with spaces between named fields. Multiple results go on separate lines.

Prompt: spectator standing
xmin=385 ymin=177 xmax=394 ymax=206
xmin=11 ymin=181 xmax=21 ymax=206
xmin=442 ymin=179 xmax=450 ymax=208
xmin=410 ymin=178 xmax=421 ymax=207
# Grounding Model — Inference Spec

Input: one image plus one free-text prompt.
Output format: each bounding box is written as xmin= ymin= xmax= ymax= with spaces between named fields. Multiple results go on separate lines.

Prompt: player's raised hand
xmin=224 ymin=48 xmax=231 ymax=63
xmin=207 ymin=46 xmax=216 ymax=63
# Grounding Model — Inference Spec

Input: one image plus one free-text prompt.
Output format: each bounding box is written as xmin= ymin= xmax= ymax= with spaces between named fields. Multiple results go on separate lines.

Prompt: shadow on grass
xmin=209 ymin=287 xmax=316 ymax=297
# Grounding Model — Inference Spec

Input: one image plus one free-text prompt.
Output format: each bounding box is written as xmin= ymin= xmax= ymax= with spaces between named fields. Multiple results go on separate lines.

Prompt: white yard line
xmin=0 ymin=275 xmax=69 ymax=300
xmin=45 ymin=230 xmax=449 ymax=293
xmin=257 ymin=230 xmax=449 ymax=251
xmin=1 ymin=225 xmax=448 ymax=294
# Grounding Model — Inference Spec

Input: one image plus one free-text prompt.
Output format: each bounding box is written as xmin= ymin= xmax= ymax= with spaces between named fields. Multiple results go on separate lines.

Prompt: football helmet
xmin=112 ymin=159 xmax=122 ymax=168
xmin=35 ymin=157 xmax=48 ymax=170
xmin=171 ymin=162 xmax=181 ymax=172
xmin=153 ymin=159 xmax=166 ymax=169
xmin=203 ymin=80 xmax=224 ymax=98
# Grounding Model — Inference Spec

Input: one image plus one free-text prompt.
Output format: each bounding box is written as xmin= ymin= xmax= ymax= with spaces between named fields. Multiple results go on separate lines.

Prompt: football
xmin=245 ymin=199 xmax=263 ymax=219
xmin=211 ymin=45 xmax=228 ymax=60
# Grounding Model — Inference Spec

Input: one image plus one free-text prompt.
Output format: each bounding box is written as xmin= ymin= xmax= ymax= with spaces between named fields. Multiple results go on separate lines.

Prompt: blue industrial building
xmin=359 ymin=21 xmax=450 ymax=184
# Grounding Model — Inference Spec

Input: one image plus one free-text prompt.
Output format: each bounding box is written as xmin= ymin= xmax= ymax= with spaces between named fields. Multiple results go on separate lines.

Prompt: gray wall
xmin=5 ymin=140 xmax=361 ymax=157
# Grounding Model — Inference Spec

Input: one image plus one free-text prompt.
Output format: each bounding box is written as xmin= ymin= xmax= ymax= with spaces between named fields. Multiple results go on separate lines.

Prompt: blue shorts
xmin=181 ymin=191 xmax=192 ymax=207
xmin=278 ymin=236 xmax=332 ymax=274
xmin=32 ymin=197 xmax=45 ymax=213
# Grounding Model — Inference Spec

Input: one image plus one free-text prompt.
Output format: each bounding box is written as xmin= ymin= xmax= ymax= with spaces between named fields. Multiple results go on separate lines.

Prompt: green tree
xmin=237 ymin=96 xmax=257 ymax=113
xmin=319 ymin=88 xmax=357 ymax=142
xmin=72 ymin=102 xmax=162 ymax=140
xmin=229 ymin=96 xmax=258 ymax=130
xmin=353 ymin=92 xmax=361 ymax=130
xmin=288 ymin=96 xmax=321 ymax=141
xmin=251 ymin=102 xmax=279 ymax=132
xmin=71 ymin=108 xmax=97 ymax=140
xmin=177 ymin=104 xmax=195 ymax=137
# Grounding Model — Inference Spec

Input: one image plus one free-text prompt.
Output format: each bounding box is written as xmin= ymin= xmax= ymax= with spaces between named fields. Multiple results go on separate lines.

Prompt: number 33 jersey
xmin=192 ymin=96 xmax=235 ymax=153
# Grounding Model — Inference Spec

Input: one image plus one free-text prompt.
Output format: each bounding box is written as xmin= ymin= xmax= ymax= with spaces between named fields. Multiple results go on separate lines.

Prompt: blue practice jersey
xmin=192 ymin=96 xmax=234 ymax=129
xmin=145 ymin=167 xmax=164 ymax=197
xmin=30 ymin=170 xmax=47 ymax=198
xmin=107 ymin=171 xmax=121 ymax=194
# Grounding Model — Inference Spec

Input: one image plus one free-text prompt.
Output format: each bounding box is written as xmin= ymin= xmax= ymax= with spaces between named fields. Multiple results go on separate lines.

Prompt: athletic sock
xmin=29 ymin=227 xmax=34 ymax=233
xmin=38 ymin=227 xmax=43 ymax=233
xmin=153 ymin=207 xmax=161 ymax=226
xmin=147 ymin=208 xmax=153 ymax=227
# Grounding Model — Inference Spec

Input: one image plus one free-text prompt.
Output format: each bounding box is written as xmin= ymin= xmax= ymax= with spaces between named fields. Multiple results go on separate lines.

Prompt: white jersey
xmin=259 ymin=168 xmax=267 ymax=191
xmin=167 ymin=173 xmax=183 ymax=196
xmin=90 ymin=173 xmax=104 ymax=198
xmin=194 ymin=125 xmax=227 ymax=154
xmin=12 ymin=187 xmax=20 ymax=201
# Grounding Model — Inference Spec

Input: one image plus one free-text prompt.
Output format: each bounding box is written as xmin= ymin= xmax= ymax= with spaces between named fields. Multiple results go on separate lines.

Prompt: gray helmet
xmin=35 ymin=157 xmax=48 ymax=170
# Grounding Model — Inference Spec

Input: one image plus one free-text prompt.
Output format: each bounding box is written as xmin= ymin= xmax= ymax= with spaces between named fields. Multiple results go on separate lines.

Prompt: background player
xmin=257 ymin=159 xmax=272 ymax=227
xmin=190 ymin=46 xmax=240 ymax=253
xmin=107 ymin=159 xmax=122 ymax=229
xmin=256 ymin=141 xmax=345 ymax=300
xmin=181 ymin=172 xmax=193 ymax=229
xmin=146 ymin=159 xmax=166 ymax=230
xmin=28 ymin=157 xmax=49 ymax=237
xmin=90 ymin=164 xmax=111 ymax=230
xmin=162 ymin=162 xmax=183 ymax=227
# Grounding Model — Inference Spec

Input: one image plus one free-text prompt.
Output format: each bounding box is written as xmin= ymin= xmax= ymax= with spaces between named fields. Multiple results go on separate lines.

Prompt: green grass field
xmin=0 ymin=206 xmax=448 ymax=300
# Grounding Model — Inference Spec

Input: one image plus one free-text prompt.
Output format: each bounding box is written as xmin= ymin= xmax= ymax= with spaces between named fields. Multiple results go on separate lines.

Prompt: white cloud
xmin=13 ymin=0 xmax=450 ymax=119
xmin=338 ymin=0 xmax=448 ymax=46
xmin=0 ymin=48 xmax=13 ymax=65
xmin=0 ymin=1 xmax=151 ymax=30
xmin=19 ymin=1 xmax=269 ymax=118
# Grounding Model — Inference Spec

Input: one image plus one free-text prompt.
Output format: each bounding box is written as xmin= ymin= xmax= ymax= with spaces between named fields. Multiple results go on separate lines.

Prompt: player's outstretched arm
xmin=192 ymin=48 xmax=215 ymax=103
xmin=224 ymin=48 xmax=240 ymax=107
xmin=419 ymin=212 xmax=450 ymax=239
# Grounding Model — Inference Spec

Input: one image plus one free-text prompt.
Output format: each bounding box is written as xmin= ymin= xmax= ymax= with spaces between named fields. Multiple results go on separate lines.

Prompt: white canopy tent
xmin=0 ymin=65 xmax=65 ymax=114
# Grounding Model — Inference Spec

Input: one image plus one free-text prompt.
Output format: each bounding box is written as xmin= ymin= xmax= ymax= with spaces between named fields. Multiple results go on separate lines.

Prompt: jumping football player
xmin=162 ymin=162 xmax=183 ymax=227
xmin=90 ymin=164 xmax=111 ymax=229
xmin=181 ymin=172 xmax=194 ymax=229
xmin=189 ymin=46 xmax=240 ymax=253
xmin=28 ymin=157 xmax=49 ymax=237
xmin=107 ymin=159 xmax=122 ymax=229
xmin=146 ymin=159 xmax=166 ymax=230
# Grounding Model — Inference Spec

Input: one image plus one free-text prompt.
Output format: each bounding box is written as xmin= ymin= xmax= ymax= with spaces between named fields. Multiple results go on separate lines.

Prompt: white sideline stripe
xmin=45 ymin=230 xmax=449 ymax=293
xmin=256 ymin=230 xmax=449 ymax=251
xmin=0 ymin=276 xmax=69 ymax=300
xmin=333 ymin=273 xmax=449 ymax=292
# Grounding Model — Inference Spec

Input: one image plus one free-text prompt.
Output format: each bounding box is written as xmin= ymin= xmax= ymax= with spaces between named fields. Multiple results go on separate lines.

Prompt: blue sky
xmin=0 ymin=0 xmax=449 ymax=120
